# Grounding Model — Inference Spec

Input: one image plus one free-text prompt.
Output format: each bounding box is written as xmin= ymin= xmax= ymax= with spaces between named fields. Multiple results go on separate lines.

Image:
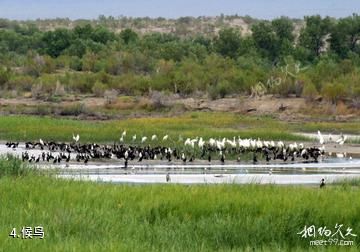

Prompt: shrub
xmin=321 ymin=83 xmax=347 ymax=104
xmin=58 ymin=103 xmax=87 ymax=116
xmin=92 ymin=81 xmax=107 ymax=97
xmin=7 ymin=75 xmax=35 ymax=92
xmin=69 ymin=56 xmax=83 ymax=71
xmin=302 ymin=82 xmax=318 ymax=101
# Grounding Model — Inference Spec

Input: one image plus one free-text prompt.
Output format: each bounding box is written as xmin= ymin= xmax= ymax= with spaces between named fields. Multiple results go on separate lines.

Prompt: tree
xmin=66 ymin=39 xmax=87 ymax=57
xmin=271 ymin=17 xmax=295 ymax=43
xmin=299 ymin=15 xmax=333 ymax=59
xmin=330 ymin=14 xmax=360 ymax=58
xmin=74 ymin=24 xmax=93 ymax=40
xmin=120 ymin=28 xmax=138 ymax=45
xmin=91 ymin=26 xmax=115 ymax=44
xmin=271 ymin=17 xmax=295 ymax=57
xmin=42 ymin=29 xmax=73 ymax=57
xmin=214 ymin=28 xmax=242 ymax=58
xmin=251 ymin=21 xmax=279 ymax=60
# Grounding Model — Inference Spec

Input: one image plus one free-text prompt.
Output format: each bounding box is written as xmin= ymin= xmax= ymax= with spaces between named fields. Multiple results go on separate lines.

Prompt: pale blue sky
xmin=0 ymin=0 xmax=359 ymax=20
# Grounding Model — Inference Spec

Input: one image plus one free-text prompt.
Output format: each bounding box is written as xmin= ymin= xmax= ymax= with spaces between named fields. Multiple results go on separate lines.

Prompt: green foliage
xmin=214 ymin=28 xmax=242 ymax=58
xmin=302 ymin=82 xmax=318 ymax=101
xmin=299 ymin=15 xmax=333 ymax=59
xmin=321 ymin=82 xmax=347 ymax=104
xmin=0 ymin=67 xmax=11 ymax=87
xmin=0 ymin=15 xmax=359 ymax=102
xmin=120 ymin=28 xmax=138 ymax=44
xmin=69 ymin=56 xmax=83 ymax=71
xmin=251 ymin=21 xmax=279 ymax=60
xmin=0 ymin=155 xmax=33 ymax=177
xmin=42 ymin=29 xmax=73 ymax=57
xmin=330 ymin=14 xmax=360 ymax=58
xmin=92 ymin=81 xmax=107 ymax=97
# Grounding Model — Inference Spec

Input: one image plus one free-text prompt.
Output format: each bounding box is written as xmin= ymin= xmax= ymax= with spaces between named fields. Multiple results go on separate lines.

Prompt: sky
xmin=0 ymin=0 xmax=359 ymax=20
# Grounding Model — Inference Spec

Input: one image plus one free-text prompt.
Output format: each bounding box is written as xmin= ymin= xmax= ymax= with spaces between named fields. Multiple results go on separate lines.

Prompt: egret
xmin=163 ymin=135 xmax=169 ymax=141
xmin=121 ymin=130 xmax=127 ymax=137
xmin=336 ymin=133 xmax=347 ymax=145
xmin=132 ymin=134 xmax=137 ymax=142
xmin=151 ymin=135 xmax=157 ymax=141
xmin=141 ymin=136 xmax=147 ymax=143
xmin=72 ymin=133 xmax=80 ymax=143
xmin=317 ymin=131 xmax=324 ymax=145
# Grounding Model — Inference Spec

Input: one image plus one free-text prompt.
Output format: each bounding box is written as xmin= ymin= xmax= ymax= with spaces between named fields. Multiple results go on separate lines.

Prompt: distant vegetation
xmin=0 ymin=14 xmax=359 ymax=110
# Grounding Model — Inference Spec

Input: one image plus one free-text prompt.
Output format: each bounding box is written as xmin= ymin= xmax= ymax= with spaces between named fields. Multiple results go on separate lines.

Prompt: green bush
xmin=92 ymin=81 xmax=107 ymax=97
xmin=302 ymin=82 xmax=318 ymax=101
xmin=58 ymin=103 xmax=87 ymax=116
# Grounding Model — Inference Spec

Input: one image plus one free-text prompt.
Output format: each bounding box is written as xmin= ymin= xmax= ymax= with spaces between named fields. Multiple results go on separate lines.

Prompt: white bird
xmin=184 ymin=138 xmax=191 ymax=146
xmin=39 ymin=138 xmax=44 ymax=146
xmin=277 ymin=141 xmax=284 ymax=149
xmin=336 ymin=152 xmax=346 ymax=158
xmin=198 ymin=137 xmax=205 ymax=149
xmin=132 ymin=134 xmax=137 ymax=142
xmin=120 ymin=136 xmax=124 ymax=142
xmin=151 ymin=135 xmax=157 ymax=141
xmin=336 ymin=134 xmax=347 ymax=145
xmin=317 ymin=130 xmax=324 ymax=145
xmin=121 ymin=130 xmax=127 ymax=137
xmin=163 ymin=135 xmax=169 ymax=141
xmin=72 ymin=133 xmax=80 ymax=143
xmin=141 ymin=136 xmax=147 ymax=143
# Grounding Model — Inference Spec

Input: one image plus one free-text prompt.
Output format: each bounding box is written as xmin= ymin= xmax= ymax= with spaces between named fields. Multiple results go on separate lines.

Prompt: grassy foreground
xmin=0 ymin=157 xmax=359 ymax=251
xmin=0 ymin=112 xmax=359 ymax=144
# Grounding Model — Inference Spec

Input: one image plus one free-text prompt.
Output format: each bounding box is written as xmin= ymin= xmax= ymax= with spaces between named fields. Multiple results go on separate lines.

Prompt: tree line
xmin=0 ymin=15 xmax=359 ymax=106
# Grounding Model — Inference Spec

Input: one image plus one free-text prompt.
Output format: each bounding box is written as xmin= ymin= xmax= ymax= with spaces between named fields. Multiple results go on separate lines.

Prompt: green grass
xmin=291 ymin=121 xmax=360 ymax=135
xmin=0 ymin=112 xmax=358 ymax=146
xmin=0 ymin=176 xmax=359 ymax=251
xmin=0 ymin=113 xmax=303 ymax=143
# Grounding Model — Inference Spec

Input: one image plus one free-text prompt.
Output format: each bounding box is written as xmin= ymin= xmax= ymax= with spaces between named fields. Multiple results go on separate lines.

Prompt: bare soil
xmin=0 ymin=95 xmax=359 ymax=121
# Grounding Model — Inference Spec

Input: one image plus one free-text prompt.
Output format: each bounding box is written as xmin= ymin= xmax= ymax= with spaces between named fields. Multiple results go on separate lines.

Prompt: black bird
xmin=320 ymin=178 xmax=325 ymax=188
xmin=166 ymin=173 xmax=171 ymax=183
xmin=220 ymin=154 xmax=225 ymax=164
xmin=208 ymin=155 xmax=211 ymax=163
xmin=253 ymin=153 xmax=258 ymax=164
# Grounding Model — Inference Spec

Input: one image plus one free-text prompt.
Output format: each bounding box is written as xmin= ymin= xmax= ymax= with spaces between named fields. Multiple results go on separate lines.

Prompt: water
xmin=1 ymin=143 xmax=360 ymax=185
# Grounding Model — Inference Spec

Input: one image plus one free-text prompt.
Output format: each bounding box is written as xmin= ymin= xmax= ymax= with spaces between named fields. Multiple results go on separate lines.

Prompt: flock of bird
xmin=3 ymin=130 xmax=348 ymax=167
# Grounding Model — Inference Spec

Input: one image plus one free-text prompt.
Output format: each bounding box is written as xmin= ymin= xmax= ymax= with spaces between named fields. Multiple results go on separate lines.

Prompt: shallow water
xmin=2 ymin=143 xmax=360 ymax=185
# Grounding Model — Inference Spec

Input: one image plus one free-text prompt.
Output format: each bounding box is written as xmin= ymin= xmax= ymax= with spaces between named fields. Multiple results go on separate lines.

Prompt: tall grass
xmin=0 ymin=154 xmax=34 ymax=178
xmin=0 ymin=175 xmax=359 ymax=251
xmin=0 ymin=157 xmax=358 ymax=251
